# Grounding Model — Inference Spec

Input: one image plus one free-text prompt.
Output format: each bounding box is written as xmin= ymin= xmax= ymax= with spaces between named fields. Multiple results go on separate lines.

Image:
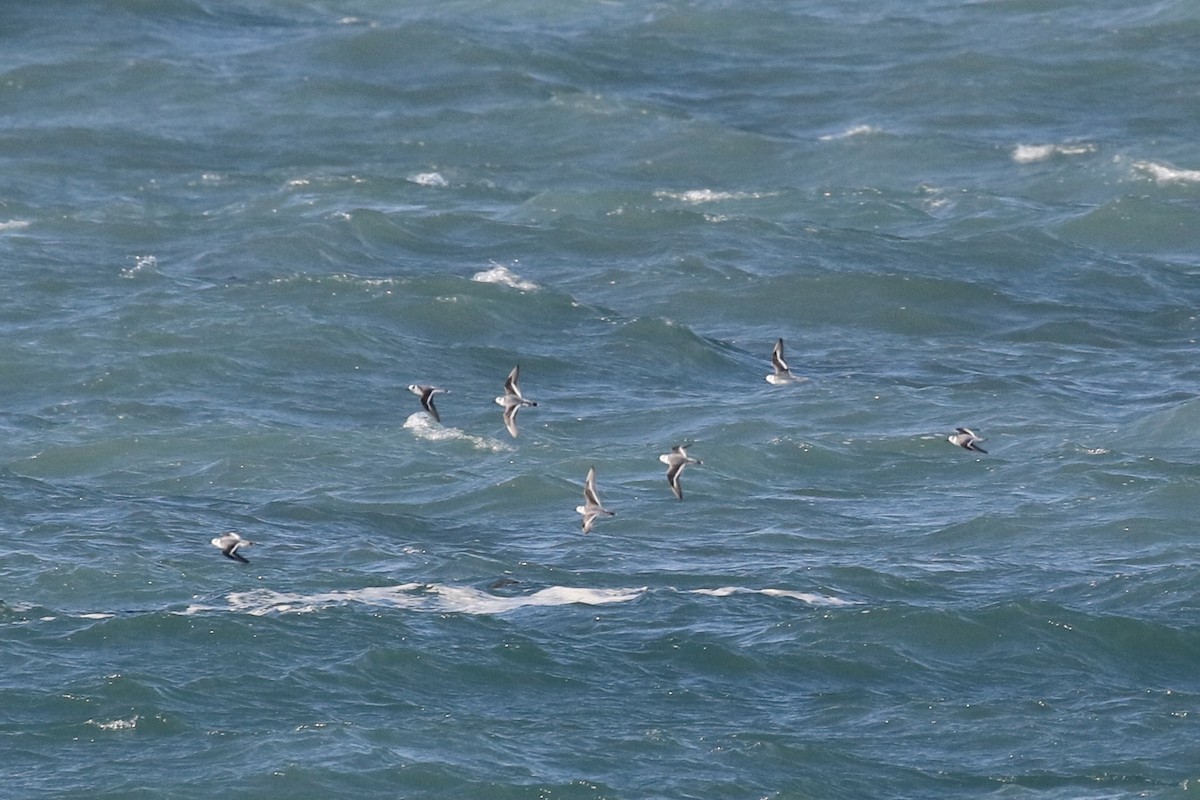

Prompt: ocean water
xmin=3 ymin=1 xmax=1200 ymax=797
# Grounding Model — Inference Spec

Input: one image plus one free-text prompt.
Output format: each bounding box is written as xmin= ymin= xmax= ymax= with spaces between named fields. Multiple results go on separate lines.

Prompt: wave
xmin=0 ymin=598 xmax=118 ymax=623
xmin=86 ymin=715 xmax=141 ymax=732
xmin=120 ymin=254 xmax=159 ymax=279
xmin=1012 ymin=142 xmax=1095 ymax=163
xmin=687 ymin=586 xmax=856 ymax=607
xmin=407 ymin=171 xmax=448 ymax=187
xmin=818 ymin=124 xmax=882 ymax=141
xmin=175 ymin=583 xmax=856 ymax=618
xmin=470 ymin=263 xmax=539 ymax=291
xmin=8 ymin=584 xmax=858 ymax=625
xmin=653 ymin=189 xmax=779 ymax=204
xmin=183 ymin=583 xmax=648 ymax=616
xmin=1131 ymin=160 xmax=1200 ymax=184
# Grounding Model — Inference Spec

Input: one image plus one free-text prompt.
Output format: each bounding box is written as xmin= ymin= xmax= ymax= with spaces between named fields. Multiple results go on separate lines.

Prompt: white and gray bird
xmin=575 ymin=466 xmax=615 ymax=534
xmin=211 ymin=531 xmax=253 ymax=564
xmin=659 ymin=445 xmax=702 ymax=500
xmin=948 ymin=427 xmax=988 ymax=454
xmin=494 ymin=365 xmax=537 ymax=438
xmin=407 ymin=384 xmax=447 ymax=423
xmin=765 ymin=338 xmax=797 ymax=385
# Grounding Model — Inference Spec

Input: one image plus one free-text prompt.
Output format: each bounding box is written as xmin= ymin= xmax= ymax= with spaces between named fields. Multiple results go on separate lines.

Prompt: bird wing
xmin=583 ymin=467 xmax=601 ymax=506
xmin=666 ymin=462 xmax=684 ymax=499
xmin=422 ymin=390 xmax=441 ymax=422
xmin=502 ymin=404 xmax=519 ymax=437
xmin=772 ymin=339 xmax=789 ymax=372
xmin=504 ymin=365 xmax=520 ymax=397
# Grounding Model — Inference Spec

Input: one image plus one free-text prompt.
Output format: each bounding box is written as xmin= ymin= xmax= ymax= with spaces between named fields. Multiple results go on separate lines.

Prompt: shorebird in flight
xmin=948 ymin=427 xmax=988 ymax=454
xmin=659 ymin=445 xmax=702 ymax=500
xmin=576 ymin=466 xmax=615 ymax=534
xmin=408 ymin=384 xmax=447 ymax=423
xmin=766 ymin=338 xmax=798 ymax=385
xmin=211 ymin=531 xmax=253 ymax=564
xmin=495 ymin=365 xmax=537 ymax=437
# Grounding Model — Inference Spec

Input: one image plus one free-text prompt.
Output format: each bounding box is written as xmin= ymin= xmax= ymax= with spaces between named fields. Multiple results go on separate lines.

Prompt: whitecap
xmin=403 ymin=412 xmax=511 ymax=452
xmin=408 ymin=171 xmax=448 ymax=187
xmin=1133 ymin=160 xmax=1200 ymax=184
xmin=219 ymin=585 xmax=426 ymax=616
xmin=471 ymin=263 xmax=539 ymax=291
xmin=0 ymin=219 xmax=31 ymax=232
xmin=1012 ymin=144 xmax=1056 ymax=164
xmin=429 ymin=584 xmax=647 ymax=614
xmin=688 ymin=586 xmax=855 ymax=607
xmin=759 ymin=588 xmax=855 ymax=606
xmin=120 ymin=255 xmax=158 ymax=279
xmin=1012 ymin=143 xmax=1096 ymax=163
xmin=185 ymin=583 xmax=646 ymax=617
xmin=818 ymin=124 xmax=881 ymax=141
xmin=88 ymin=715 xmax=140 ymax=731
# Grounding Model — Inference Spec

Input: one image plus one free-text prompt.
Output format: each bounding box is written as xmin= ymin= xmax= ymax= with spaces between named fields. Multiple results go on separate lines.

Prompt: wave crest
xmin=1012 ymin=143 xmax=1095 ymax=163
xmin=403 ymin=412 xmax=511 ymax=452
xmin=818 ymin=124 xmax=881 ymax=141
xmin=1133 ymin=160 xmax=1200 ymax=184
xmin=471 ymin=263 xmax=539 ymax=291
xmin=688 ymin=586 xmax=855 ymax=607
xmin=184 ymin=583 xmax=647 ymax=617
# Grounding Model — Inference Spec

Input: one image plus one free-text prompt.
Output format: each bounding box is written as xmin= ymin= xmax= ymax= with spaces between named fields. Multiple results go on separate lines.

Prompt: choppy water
xmin=3 ymin=2 xmax=1200 ymax=798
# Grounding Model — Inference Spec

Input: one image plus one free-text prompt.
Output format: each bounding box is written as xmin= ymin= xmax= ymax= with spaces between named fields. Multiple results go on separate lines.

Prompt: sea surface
xmin=3 ymin=1 xmax=1200 ymax=798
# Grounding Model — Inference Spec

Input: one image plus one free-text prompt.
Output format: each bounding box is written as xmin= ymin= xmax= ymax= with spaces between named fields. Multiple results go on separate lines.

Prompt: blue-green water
xmin=3 ymin=2 xmax=1200 ymax=797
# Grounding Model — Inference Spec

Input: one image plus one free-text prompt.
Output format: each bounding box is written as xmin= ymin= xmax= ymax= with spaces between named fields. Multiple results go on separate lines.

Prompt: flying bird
xmin=948 ymin=427 xmax=988 ymax=454
xmin=407 ymin=384 xmax=447 ymax=423
xmin=765 ymin=338 xmax=797 ymax=384
xmin=211 ymin=531 xmax=253 ymax=564
xmin=659 ymin=445 xmax=702 ymax=500
xmin=494 ymin=365 xmax=537 ymax=437
xmin=575 ymin=466 xmax=615 ymax=534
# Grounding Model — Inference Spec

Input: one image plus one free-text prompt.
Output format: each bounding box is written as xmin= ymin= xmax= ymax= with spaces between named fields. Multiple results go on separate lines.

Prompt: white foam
xmin=653 ymin=189 xmax=777 ymax=204
xmin=471 ymin=263 xmax=539 ymax=291
xmin=328 ymin=273 xmax=403 ymax=291
xmin=0 ymin=219 xmax=31 ymax=232
xmin=403 ymin=412 xmax=511 ymax=452
xmin=88 ymin=715 xmax=140 ymax=731
xmin=818 ymin=124 xmax=881 ymax=141
xmin=183 ymin=583 xmax=646 ymax=617
xmin=1133 ymin=160 xmax=1200 ymax=184
xmin=688 ymin=586 xmax=855 ymax=607
xmin=428 ymin=584 xmax=647 ymax=614
xmin=408 ymin=171 xmax=448 ymax=187
xmin=1012 ymin=143 xmax=1096 ymax=163
xmin=1012 ymin=144 xmax=1056 ymax=164
xmin=120 ymin=255 xmax=158 ymax=279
